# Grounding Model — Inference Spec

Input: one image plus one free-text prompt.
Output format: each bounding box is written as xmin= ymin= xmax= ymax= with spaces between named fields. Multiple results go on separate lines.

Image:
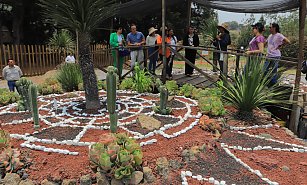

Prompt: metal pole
xmin=289 ymin=0 xmax=306 ymax=134
xmin=161 ymin=0 xmax=167 ymax=83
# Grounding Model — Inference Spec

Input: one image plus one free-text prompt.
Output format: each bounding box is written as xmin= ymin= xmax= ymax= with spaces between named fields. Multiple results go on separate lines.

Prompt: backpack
xmin=301 ymin=60 xmax=307 ymax=74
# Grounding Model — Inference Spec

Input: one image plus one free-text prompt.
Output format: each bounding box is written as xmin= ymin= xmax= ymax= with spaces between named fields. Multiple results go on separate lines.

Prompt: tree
xmin=39 ymin=0 xmax=117 ymax=109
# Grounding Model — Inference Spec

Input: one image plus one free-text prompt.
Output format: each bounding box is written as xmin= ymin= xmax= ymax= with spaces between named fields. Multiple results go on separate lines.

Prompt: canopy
xmin=118 ymin=0 xmax=301 ymax=16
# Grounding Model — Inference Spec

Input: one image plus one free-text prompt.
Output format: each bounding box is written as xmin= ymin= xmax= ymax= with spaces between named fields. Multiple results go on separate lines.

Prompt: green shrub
xmin=119 ymin=78 xmax=134 ymax=90
xmin=57 ymin=63 xmax=83 ymax=92
xmin=133 ymin=65 xmax=153 ymax=93
xmin=165 ymin=80 xmax=179 ymax=95
xmin=220 ymin=57 xmax=291 ymax=119
xmin=98 ymin=80 xmax=107 ymax=90
xmin=15 ymin=78 xmax=32 ymax=111
xmin=178 ymin=84 xmax=195 ymax=97
xmin=38 ymin=78 xmax=63 ymax=95
xmin=0 ymin=88 xmax=19 ymax=106
xmin=89 ymin=133 xmax=143 ymax=181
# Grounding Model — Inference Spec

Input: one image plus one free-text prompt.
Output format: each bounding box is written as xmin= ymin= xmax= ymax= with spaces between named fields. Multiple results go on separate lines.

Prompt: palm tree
xmin=38 ymin=0 xmax=116 ymax=109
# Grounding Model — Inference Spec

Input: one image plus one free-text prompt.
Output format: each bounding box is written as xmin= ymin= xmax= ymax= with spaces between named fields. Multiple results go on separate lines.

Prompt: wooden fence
xmin=0 ymin=44 xmax=113 ymax=78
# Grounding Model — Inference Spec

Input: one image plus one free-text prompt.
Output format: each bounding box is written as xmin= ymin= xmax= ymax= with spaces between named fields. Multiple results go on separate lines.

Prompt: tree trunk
xmin=78 ymin=32 xmax=100 ymax=109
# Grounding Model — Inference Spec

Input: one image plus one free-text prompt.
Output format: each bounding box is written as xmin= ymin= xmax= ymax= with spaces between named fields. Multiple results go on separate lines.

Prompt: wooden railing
xmin=0 ymin=44 xmax=113 ymax=78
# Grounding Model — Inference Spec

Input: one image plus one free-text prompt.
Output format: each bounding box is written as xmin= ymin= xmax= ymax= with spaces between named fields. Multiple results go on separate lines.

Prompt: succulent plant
xmin=29 ymin=84 xmax=40 ymax=129
xmin=106 ymin=66 xmax=118 ymax=133
xmin=165 ymin=80 xmax=179 ymax=95
xmin=198 ymin=96 xmax=225 ymax=116
xmin=178 ymin=83 xmax=195 ymax=97
xmin=154 ymin=86 xmax=172 ymax=115
xmin=38 ymin=78 xmax=63 ymax=95
xmin=16 ymin=78 xmax=33 ymax=111
xmin=89 ymin=133 xmax=143 ymax=181
xmin=0 ymin=130 xmax=10 ymax=151
xmin=0 ymin=148 xmax=24 ymax=173
xmin=0 ymin=88 xmax=20 ymax=106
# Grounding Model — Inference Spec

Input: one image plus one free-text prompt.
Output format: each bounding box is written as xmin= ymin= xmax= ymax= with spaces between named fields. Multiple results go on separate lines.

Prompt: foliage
xmin=89 ymin=133 xmax=143 ymax=181
xmin=48 ymin=29 xmax=75 ymax=53
xmin=153 ymin=86 xmax=172 ymax=115
xmin=133 ymin=65 xmax=153 ymax=93
xmin=57 ymin=63 xmax=83 ymax=92
xmin=29 ymin=84 xmax=40 ymax=129
xmin=119 ymin=78 xmax=134 ymax=91
xmin=198 ymin=96 xmax=225 ymax=116
xmin=178 ymin=84 xmax=196 ymax=97
xmin=165 ymin=80 xmax=179 ymax=96
xmin=220 ymin=57 xmax=291 ymax=119
xmin=98 ymin=80 xmax=107 ymax=90
xmin=0 ymin=130 xmax=10 ymax=151
xmin=38 ymin=78 xmax=63 ymax=95
xmin=0 ymin=88 xmax=19 ymax=106
xmin=16 ymin=78 xmax=33 ymax=111
xmin=0 ymin=148 xmax=24 ymax=174
xmin=201 ymin=17 xmax=218 ymax=45
xmin=106 ymin=66 xmax=118 ymax=133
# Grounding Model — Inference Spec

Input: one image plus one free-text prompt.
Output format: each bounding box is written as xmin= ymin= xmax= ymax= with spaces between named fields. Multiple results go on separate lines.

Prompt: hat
xmin=148 ymin=27 xmax=158 ymax=35
xmin=160 ymin=26 xmax=168 ymax=32
xmin=217 ymin=23 xmax=229 ymax=33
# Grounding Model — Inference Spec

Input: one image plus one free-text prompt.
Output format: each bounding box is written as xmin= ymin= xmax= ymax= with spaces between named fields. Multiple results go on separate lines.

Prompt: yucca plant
xmin=220 ymin=56 xmax=292 ymax=119
xmin=57 ymin=63 xmax=83 ymax=92
xmin=38 ymin=0 xmax=117 ymax=109
xmin=48 ymin=29 xmax=75 ymax=54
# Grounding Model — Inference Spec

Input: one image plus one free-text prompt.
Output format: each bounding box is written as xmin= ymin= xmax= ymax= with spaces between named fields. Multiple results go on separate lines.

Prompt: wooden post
xmin=235 ymin=51 xmax=240 ymax=76
xmin=187 ymin=0 xmax=192 ymax=26
xmin=161 ymin=0 xmax=167 ymax=83
xmin=289 ymin=0 xmax=306 ymax=134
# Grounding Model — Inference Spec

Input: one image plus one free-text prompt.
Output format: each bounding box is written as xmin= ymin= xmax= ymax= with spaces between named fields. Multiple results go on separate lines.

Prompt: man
xmin=183 ymin=26 xmax=199 ymax=76
xmin=266 ymin=23 xmax=290 ymax=84
xmin=127 ymin=24 xmax=145 ymax=70
xmin=65 ymin=53 xmax=76 ymax=63
xmin=2 ymin=59 xmax=23 ymax=92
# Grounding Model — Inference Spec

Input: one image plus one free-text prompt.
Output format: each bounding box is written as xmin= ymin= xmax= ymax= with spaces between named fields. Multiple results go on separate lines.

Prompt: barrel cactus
xmin=106 ymin=66 xmax=118 ymax=133
xmin=154 ymin=86 xmax=172 ymax=115
xmin=16 ymin=78 xmax=33 ymax=111
xmin=89 ymin=133 xmax=143 ymax=182
xmin=28 ymin=84 xmax=40 ymax=129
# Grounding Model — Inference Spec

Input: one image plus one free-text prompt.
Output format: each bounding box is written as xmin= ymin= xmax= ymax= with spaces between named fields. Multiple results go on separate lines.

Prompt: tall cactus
xmin=106 ymin=66 xmax=118 ymax=133
xmin=28 ymin=84 xmax=40 ymax=129
xmin=16 ymin=78 xmax=33 ymax=111
xmin=154 ymin=86 xmax=172 ymax=115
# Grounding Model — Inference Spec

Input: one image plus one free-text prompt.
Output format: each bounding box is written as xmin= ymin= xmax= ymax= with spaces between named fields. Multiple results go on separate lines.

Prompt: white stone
xmin=196 ymin=175 xmax=202 ymax=181
xmin=185 ymin=171 xmax=192 ymax=177
xmin=220 ymin=181 xmax=226 ymax=185
xmin=214 ymin=180 xmax=219 ymax=185
xmin=209 ymin=177 xmax=215 ymax=183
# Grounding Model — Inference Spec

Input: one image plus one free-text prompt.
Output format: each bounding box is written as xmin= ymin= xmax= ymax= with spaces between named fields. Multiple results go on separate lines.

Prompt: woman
xmin=157 ymin=27 xmax=172 ymax=78
xmin=146 ymin=27 xmax=159 ymax=74
xmin=183 ymin=26 xmax=199 ymax=76
xmin=246 ymin=22 xmax=266 ymax=56
xmin=168 ymin=29 xmax=177 ymax=79
xmin=110 ymin=25 xmax=125 ymax=76
xmin=212 ymin=23 xmax=231 ymax=74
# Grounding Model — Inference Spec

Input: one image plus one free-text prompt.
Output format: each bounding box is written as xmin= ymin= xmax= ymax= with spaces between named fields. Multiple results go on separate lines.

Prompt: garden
xmin=0 ymin=59 xmax=307 ymax=185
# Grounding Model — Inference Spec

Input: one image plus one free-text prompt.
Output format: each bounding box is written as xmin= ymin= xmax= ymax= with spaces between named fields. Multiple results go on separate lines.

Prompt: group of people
xmin=212 ymin=22 xmax=290 ymax=84
xmin=110 ymin=24 xmax=200 ymax=79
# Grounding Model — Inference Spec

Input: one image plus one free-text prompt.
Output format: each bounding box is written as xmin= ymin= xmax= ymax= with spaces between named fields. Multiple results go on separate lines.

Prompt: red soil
xmin=234 ymin=150 xmax=307 ymax=185
xmin=1 ymin=121 xmax=49 ymax=135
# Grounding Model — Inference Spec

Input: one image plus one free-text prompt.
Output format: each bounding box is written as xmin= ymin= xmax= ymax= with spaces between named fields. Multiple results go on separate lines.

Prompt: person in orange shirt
xmin=156 ymin=27 xmax=172 ymax=79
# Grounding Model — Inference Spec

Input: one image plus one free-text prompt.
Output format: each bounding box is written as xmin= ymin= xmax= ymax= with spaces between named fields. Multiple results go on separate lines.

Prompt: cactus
xmin=154 ymin=86 xmax=172 ymax=115
xmin=28 ymin=84 xmax=40 ymax=129
xmin=106 ymin=66 xmax=118 ymax=133
xmin=16 ymin=78 xmax=33 ymax=111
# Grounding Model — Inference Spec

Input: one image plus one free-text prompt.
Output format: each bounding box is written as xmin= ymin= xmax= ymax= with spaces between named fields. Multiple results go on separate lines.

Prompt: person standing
xmin=146 ymin=27 xmax=159 ymax=74
xmin=127 ymin=24 xmax=145 ymax=70
xmin=2 ymin=59 xmax=23 ymax=92
xmin=183 ymin=26 xmax=199 ymax=76
xmin=157 ymin=27 xmax=172 ymax=79
xmin=246 ymin=22 xmax=266 ymax=56
xmin=110 ymin=25 xmax=125 ymax=75
xmin=212 ymin=23 xmax=231 ymax=74
xmin=168 ymin=28 xmax=177 ymax=79
xmin=266 ymin=23 xmax=290 ymax=84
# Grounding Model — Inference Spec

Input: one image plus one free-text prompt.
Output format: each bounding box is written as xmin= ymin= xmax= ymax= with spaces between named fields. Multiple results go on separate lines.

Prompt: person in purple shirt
xmin=246 ymin=22 xmax=266 ymax=56
xmin=266 ymin=23 xmax=290 ymax=84
xmin=127 ymin=24 xmax=145 ymax=70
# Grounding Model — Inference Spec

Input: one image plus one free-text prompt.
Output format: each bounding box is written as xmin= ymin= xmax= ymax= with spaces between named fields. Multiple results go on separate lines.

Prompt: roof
xmin=117 ymin=0 xmax=302 ymax=16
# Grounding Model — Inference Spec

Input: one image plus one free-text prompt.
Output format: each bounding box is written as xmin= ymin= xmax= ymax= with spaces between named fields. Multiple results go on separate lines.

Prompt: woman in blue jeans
xmin=146 ymin=27 xmax=159 ymax=75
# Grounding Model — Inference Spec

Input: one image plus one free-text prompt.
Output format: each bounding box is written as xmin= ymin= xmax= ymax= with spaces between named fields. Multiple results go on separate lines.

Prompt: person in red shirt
xmin=156 ymin=27 xmax=172 ymax=79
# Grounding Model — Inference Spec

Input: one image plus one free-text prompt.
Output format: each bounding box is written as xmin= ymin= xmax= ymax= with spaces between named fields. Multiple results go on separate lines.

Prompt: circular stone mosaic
xmin=1 ymin=90 xmax=201 ymax=155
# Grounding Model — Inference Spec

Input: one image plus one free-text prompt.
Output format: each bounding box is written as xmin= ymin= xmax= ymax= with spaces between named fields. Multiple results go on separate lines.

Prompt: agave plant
xmin=0 ymin=148 xmax=24 ymax=173
xmin=220 ymin=56 xmax=292 ymax=119
xmin=89 ymin=133 xmax=143 ymax=181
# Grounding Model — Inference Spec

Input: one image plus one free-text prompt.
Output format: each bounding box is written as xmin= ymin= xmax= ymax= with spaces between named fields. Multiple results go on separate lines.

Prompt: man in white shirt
xmin=65 ymin=53 xmax=76 ymax=63
xmin=2 ymin=59 xmax=23 ymax=92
